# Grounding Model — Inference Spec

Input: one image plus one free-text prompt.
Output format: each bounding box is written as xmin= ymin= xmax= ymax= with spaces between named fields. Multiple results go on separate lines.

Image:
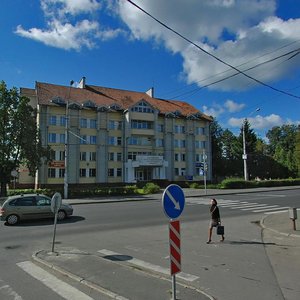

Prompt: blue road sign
xmin=162 ymin=184 xmax=185 ymax=219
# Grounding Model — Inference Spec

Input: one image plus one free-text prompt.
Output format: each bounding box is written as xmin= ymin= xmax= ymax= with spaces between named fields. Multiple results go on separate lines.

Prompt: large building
xmin=20 ymin=77 xmax=212 ymax=188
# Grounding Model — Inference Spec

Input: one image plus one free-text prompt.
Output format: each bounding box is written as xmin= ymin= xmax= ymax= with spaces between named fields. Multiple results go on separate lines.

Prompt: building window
xmin=80 ymin=152 xmax=87 ymax=161
xmin=108 ymin=168 xmax=114 ymax=177
xmin=89 ymin=168 xmax=96 ymax=177
xmin=48 ymin=133 xmax=56 ymax=143
xmin=48 ymin=168 xmax=56 ymax=178
xmin=59 ymin=151 xmax=65 ymax=161
xmin=196 ymin=153 xmax=204 ymax=162
xmin=80 ymin=118 xmax=87 ymax=128
xmin=116 ymin=168 xmax=122 ymax=177
xmin=157 ymin=124 xmax=164 ymax=132
xmin=89 ymin=152 xmax=96 ymax=161
xmin=196 ymin=127 xmax=205 ymax=135
xmin=59 ymin=168 xmax=65 ymax=178
xmin=80 ymin=169 xmax=87 ymax=177
xmin=195 ymin=141 xmax=206 ymax=149
xmin=109 ymin=120 xmax=122 ymax=130
xmin=175 ymin=153 xmax=179 ymax=161
xmin=108 ymin=136 xmax=122 ymax=146
xmin=49 ymin=115 xmax=57 ymax=126
xmin=174 ymin=125 xmax=185 ymax=134
xmin=60 ymin=116 xmax=66 ymax=127
xmin=175 ymin=168 xmax=179 ymax=176
xmin=131 ymin=101 xmax=154 ymax=113
xmin=80 ymin=135 xmax=87 ymax=144
xmin=181 ymin=153 xmax=186 ymax=161
xmin=117 ymin=153 xmax=122 ymax=161
xmin=156 ymin=139 xmax=164 ymax=147
xmin=174 ymin=139 xmax=185 ymax=148
xmin=89 ymin=136 xmax=97 ymax=144
xmin=109 ymin=152 xmax=114 ymax=161
xmin=59 ymin=134 xmax=65 ymax=144
xmin=131 ymin=120 xmax=153 ymax=129
xmin=90 ymin=119 xmax=97 ymax=129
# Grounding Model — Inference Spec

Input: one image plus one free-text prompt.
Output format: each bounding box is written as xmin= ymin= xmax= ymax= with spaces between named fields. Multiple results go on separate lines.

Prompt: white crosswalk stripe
xmin=186 ymin=197 xmax=289 ymax=214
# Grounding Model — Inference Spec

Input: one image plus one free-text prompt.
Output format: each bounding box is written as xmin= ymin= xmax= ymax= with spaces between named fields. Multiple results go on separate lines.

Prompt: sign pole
xmin=172 ymin=273 xmax=176 ymax=300
xmin=162 ymin=185 xmax=185 ymax=300
xmin=51 ymin=192 xmax=62 ymax=253
xmin=52 ymin=211 xmax=58 ymax=253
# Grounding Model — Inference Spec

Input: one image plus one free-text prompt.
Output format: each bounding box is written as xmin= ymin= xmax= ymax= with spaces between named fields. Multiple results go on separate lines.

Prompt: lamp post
xmin=242 ymin=108 xmax=260 ymax=181
xmin=64 ymin=80 xmax=74 ymax=199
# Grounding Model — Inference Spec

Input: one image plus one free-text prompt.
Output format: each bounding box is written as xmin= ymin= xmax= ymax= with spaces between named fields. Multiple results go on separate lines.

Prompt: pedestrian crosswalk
xmin=186 ymin=197 xmax=289 ymax=215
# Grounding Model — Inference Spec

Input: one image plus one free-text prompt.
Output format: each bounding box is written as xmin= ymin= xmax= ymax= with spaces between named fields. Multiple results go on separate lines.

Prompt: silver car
xmin=0 ymin=194 xmax=73 ymax=225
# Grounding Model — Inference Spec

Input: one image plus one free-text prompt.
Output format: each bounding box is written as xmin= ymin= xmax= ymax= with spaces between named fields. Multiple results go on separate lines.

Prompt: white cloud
xmin=224 ymin=99 xmax=245 ymax=113
xmin=202 ymin=104 xmax=224 ymax=118
xmin=15 ymin=0 xmax=123 ymax=50
xmin=202 ymin=99 xmax=245 ymax=118
xmin=116 ymin=0 xmax=300 ymax=91
xmin=228 ymin=114 xmax=284 ymax=130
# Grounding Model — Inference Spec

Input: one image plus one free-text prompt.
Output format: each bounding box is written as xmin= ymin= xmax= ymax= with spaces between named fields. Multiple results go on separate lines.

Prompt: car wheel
xmin=6 ymin=214 xmax=19 ymax=225
xmin=57 ymin=210 xmax=66 ymax=221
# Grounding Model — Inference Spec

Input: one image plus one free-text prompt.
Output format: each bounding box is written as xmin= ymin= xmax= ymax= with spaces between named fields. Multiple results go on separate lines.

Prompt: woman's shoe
xmin=220 ymin=236 xmax=225 ymax=242
xmin=206 ymin=240 xmax=211 ymax=244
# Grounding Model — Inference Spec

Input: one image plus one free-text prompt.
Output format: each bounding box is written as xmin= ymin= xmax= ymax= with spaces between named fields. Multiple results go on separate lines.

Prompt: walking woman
xmin=207 ymin=198 xmax=224 ymax=244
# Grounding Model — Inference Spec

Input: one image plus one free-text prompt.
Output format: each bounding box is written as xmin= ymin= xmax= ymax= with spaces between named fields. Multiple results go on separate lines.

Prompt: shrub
xmin=142 ymin=182 xmax=161 ymax=194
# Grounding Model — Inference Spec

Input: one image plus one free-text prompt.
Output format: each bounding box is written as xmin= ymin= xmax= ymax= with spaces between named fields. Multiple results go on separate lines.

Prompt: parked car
xmin=0 ymin=194 xmax=73 ymax=225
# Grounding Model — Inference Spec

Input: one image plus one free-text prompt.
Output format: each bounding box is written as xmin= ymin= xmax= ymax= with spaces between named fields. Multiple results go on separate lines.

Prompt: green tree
xmin=295 ymin=127 xmax=300 ymax=177
xmin=266 ymin=124 xmax=298 ymax=177
xmin=210 ymin=118 xmax=224 ymax=181
xmin=0 ymin=81 xmax=51 ymax=196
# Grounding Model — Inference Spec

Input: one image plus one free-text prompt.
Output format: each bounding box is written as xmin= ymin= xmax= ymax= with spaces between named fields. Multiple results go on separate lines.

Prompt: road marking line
xmin=219 ymin=201 xmax=249 ymax=207
xmin=264 ymin=209 xmax=289 ymax=215
xmin=0 ymin=281 xmax=23 ymax=300
xmin=17 ymin=261 xmax=94 ymax=300
xmin=252 ymin=206 xmax=290 ymax=213
xmin=230 ymin=203 xmax=266 ymax=209
xmin=241 ymin=205 xmax=276 ymax=211
xmin=98 ymin=249 xmax=199 ymax=282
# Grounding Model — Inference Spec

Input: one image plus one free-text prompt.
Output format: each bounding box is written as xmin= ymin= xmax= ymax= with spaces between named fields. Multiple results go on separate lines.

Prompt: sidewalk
xmin=33 ymin=186 xmax=300 ymax=300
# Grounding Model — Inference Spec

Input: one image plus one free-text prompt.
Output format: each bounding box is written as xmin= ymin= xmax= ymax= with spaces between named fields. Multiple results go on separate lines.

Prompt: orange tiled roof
xmin=35 ymin=82 xmax=212 ymax=121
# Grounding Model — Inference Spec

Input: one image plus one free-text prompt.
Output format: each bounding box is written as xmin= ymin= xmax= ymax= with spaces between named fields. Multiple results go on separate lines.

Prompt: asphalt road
xmin=0 ymin=189 xmax=299 ymax=300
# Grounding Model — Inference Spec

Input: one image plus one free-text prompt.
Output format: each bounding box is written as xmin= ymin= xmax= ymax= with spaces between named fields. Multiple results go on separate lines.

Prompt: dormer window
xmin=109 ymin=103 xmax=122 ymax=111
xmin=51 ymin=96 xmax=65 ymax=106
xmin=82 ymin=100 xmax=96 ymax=109
xmin=131 ymin=101 xmax=154 ymax=113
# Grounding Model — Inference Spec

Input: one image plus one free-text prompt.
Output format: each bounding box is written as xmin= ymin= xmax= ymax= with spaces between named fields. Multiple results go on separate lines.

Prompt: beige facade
xmin=19 ymin=80 xmax=212 ymax=188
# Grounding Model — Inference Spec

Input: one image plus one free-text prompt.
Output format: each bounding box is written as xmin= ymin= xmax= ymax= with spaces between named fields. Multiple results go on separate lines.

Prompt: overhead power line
xmin=126 ymin=0 xmax=300 ymax=100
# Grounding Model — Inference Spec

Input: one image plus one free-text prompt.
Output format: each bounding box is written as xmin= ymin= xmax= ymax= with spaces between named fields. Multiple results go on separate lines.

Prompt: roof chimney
xmin=146 ymin=87 xmax=154 ymax=97
xmin=78 ymin=76 xmax=86 ymax=89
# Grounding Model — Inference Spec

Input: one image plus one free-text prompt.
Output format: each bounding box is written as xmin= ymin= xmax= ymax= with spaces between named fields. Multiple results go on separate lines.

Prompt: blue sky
xmin=1 ymin=0 xmax=300 ymax=139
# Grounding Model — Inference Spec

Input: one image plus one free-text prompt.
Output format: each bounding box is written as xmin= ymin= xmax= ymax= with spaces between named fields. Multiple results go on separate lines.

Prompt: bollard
xmin=289 ymin=208 xmax=298 ymax=231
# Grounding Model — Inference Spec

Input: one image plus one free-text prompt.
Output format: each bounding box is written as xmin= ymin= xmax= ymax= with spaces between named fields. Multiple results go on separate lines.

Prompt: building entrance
xmin=135 ymin=167 xmax=152 ymax=181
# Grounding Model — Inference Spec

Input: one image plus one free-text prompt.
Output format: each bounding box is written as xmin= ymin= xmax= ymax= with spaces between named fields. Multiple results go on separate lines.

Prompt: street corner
xmin=261 ymin=210 xmax=300 ymax=238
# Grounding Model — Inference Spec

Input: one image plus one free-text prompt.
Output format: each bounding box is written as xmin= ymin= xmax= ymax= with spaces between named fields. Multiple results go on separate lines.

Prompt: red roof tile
xmin=35 ymin=82 xmax=212 ymax=121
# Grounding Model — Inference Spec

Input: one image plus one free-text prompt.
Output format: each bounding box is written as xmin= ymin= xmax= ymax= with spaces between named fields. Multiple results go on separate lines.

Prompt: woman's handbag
xmin=217 ymin=224 xmax=224 ymax=235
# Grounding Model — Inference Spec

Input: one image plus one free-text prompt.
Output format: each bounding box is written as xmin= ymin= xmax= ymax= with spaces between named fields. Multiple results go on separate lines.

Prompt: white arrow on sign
xmin=166 ymin=190 xmax=181 ymax=210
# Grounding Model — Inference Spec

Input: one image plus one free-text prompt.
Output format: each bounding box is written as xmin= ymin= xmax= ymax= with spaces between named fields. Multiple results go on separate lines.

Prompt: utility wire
xmin=169 ymin=47 xmax=300 ymax=100
xmin=126 ymin=0 xmax=300 ymax=100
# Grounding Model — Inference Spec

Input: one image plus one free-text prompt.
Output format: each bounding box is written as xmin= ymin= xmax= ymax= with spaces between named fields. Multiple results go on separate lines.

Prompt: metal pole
xmin=172 ymin=274 xmax=176 ymax=300
xmin=51 ymin=211 xmax=58 ymax=253
xmin=203 ymin=149 xmax=207 ymax=195
xmin=242 ymin=120 xmax=248 ymax=181
xmin=64 ymin=101 xmax=69 ymax=199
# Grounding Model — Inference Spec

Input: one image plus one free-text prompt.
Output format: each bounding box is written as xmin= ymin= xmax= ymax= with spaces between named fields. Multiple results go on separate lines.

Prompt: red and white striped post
xmin=169 ymin=220 xmax=181 ymax=299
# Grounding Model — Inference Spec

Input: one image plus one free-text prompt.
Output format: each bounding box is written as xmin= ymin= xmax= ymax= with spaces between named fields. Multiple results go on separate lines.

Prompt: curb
xmin=32 ymin=250 xmax=215 ymax=300
xmin=32 ymin=250 xmax=129 ymax=300
xmin=260 ymin=214 xmax=300 ymax=238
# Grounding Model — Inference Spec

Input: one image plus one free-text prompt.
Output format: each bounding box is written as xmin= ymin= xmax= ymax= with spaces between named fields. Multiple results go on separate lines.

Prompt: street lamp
xmin=64 ymin=80 xmax=74 ymax=199
xmin=242 ymin=108 xmax=260 ymax=181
